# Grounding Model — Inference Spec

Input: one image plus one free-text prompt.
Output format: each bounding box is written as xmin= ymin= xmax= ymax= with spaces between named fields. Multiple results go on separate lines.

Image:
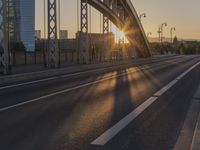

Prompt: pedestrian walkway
xmin=174 ymin=83 xmax=200 ymax=150
xmin=191 ymin=112 xmax=200 ymax=150
xmin=0 ymin=55 xmax=179 ymax=85
xmin=1 ymin=55 xmax=177 ymax=76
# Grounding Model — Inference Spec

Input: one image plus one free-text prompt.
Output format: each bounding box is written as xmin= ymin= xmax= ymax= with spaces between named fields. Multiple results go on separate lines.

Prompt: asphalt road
xmin=0 ymin=55 xmax=200 ymax=150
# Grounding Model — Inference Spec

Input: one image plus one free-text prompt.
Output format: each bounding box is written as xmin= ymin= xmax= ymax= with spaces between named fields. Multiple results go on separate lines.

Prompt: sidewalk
xmin=0 ymin=55 xmax=178 ymax=85
xmin=174 ymin=83 xmax=200 ymax=150
xmin=3 ymin=55 xmax=178 ymax=75
xmin=191 ymin=113 xmax=200 ymax=150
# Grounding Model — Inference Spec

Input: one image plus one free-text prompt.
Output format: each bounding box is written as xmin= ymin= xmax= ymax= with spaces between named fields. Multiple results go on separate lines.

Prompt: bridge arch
xmin=86 ymin=0 xmax=152 ymax=58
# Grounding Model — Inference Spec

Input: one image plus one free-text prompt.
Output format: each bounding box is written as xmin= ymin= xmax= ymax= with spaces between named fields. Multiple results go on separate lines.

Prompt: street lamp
xmin=160 ymin=22 xmax=167 ymax=43
xmin=139 ymin=13 xmax=146 ymax=21
xmin=170 ymin=27 xmax=176 ymax=43
xmin=147 ymin=32 xmax=152 ymax=38
xmin=158 ymin=26 xmax=161 ymax=42
xmin=58 ymin=0 xmax=61 ymax=66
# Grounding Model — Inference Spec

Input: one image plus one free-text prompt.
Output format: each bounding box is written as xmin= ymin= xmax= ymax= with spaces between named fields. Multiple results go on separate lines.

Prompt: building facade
xmin=35 ymin=30 xmax=41 ymax=40
xmin=59 ymin=30 xmax=68 ymax=39
xmin=19 ymin=0 xmax=35 ymax=51
xmin=2 ymin=0 xmax=35 ymax=52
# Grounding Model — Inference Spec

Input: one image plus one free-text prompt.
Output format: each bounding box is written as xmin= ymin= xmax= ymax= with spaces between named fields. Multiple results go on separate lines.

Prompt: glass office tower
xmin=19 ymin=0 xmax=35 ymax=51
xmin=7 ymin=0 xmax=35 ymax=51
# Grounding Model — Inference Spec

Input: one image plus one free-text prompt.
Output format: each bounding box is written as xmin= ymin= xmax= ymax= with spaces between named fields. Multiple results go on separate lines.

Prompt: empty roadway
xmin=0 ymin=55 xmax=200 ymax=150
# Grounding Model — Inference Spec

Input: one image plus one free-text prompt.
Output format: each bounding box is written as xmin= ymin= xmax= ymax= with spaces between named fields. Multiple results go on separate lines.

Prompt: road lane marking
xmin=176 ymin=62 xmax=200 ymax=80
xmin=154 ymin=79 xmax=178 ymax=97
xmin=0 ymin=63 xmax=138 ymax=90
xmin=0 ymin=64 xmax=137 ymax=90
xmin=91 ymin=61 xmax=200 ymax=146
xmin=0 ymin=58 xmax=192 ymax=112
xmin=0 ymin=77 xmax=59 ymax=90
xmin=0 ymin=56 xmax=184 ymax=90
xmin=0 ymin=68 xmax=144 ymax=112
xmin=190 ymin=113 xmax=200 ymax=150
xmin=0 ymin=60 xmax=199 ymax=113
xmin=91 ymin=96 xmax=158 ymax=146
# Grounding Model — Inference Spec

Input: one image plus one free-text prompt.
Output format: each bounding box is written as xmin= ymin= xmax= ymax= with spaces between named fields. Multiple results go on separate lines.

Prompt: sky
xmin=35 ymin=0 xmax=200 ymax=40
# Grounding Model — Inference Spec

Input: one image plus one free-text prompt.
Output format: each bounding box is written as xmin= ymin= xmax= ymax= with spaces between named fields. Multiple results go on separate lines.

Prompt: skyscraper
xmin=18 ymin=0 xmax=35 ymax=51
xmin=7 ymin=0 xmax=35 ymax=51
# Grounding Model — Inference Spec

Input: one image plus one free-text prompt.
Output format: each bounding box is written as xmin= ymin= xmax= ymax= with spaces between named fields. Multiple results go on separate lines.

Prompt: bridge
xmin=0 ymin=0 xmax=151 ymax=74
xmin=0 ymin=1 xmax=200 ymax=150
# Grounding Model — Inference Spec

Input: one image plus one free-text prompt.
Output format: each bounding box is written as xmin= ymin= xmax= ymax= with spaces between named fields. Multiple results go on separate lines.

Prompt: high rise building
xmin=7 ymin=0 xmax=35 ymax=51
xmin=18 ymin=0 xmax=35 ymax=51
xmin=35 ymin=30 xmax=41 ymax=39
xmin=60 ymin=30 xmax=68 ymax=39
xmin=7 ymin=0 xmax=20 ymax=42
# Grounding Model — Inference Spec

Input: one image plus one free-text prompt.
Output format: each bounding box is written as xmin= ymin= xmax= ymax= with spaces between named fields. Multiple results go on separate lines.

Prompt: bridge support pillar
xmin=78 ymin=0 xmax=89 ymax=64
xmin=47 ymin=0 xmax=59 ymax=68
xmin=111 ymin=0 xmax=117 ymax=14
xmin=102 ymin=15 xmax=109 ymax=61
xmin=102 ymin=0 xmax=111 ymax=61
xmin=0 ymin=0 xmax=9 ymax=74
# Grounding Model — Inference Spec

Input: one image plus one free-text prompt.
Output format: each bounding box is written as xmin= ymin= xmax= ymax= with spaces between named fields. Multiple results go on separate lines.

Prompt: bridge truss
xmin=0 ymin=0 xmax=151 ymax=74
xmin=0 ymin=0 xmax=9 ymax=74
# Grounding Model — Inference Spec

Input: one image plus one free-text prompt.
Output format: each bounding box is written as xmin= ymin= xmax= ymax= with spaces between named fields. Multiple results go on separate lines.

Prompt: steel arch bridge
xmin=0 ymin=0 xmax=152 ymax=74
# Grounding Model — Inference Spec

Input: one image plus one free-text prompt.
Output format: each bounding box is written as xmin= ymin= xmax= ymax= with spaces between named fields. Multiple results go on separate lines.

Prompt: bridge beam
xmin=47 ymin=0 xmax=59 ymax=68
xmin=78 ymin=0 xmax=89 ymax=64
xmin=102 ymin=0 xmax=111 ymax=61
xmin=0 ymin=0 xmax=9 ymax=74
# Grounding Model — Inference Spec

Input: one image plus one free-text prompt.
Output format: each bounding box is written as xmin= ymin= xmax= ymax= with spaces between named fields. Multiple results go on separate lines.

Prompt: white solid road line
xmin=0 ymin=56 xmax=183 ymax=90
xmin=0 ymin=59 xmax=187 ymax=112
xmin=0 ymin=62 xmax=138 ymax=90
xmin=154 ymin=79 xmax=178 ymax=97
xmin=0 ymin=60 xmax=199 ymax=113
xmin=0 ymin=68 xmax=143 ymax=112
xmin=91 ymin=61 xmax=200 ymax=146
xmin=176 ymin=62 xmax=200 ymax=80
xmin=0 ymin=77 xmax=59 ymax=90
xmin=91 ymin=96 xmax=158 ymax=146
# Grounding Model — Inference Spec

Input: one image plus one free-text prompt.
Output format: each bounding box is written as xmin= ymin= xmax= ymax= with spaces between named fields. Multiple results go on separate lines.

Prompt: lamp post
xmin=161 ymin=22 xmax=167 ymax=43
xmin=170 ymin=27 xmax=176 ymax=43
xmin=58 ymin=0 xmax=61 ymax=66
xmin=139 ymin=13 xmax=146 ymax=21
xmin=147 ymin=32 xmax=152 ymax=38
xmin=158 ymin=26 xmax=161 ymax=43
xmin=147 ymin=32 xmax=152 ymax=42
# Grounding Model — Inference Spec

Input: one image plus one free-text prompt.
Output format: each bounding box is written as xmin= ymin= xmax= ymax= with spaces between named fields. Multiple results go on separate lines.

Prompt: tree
xmin=10 ymin=41 xmax=26 ymax=52
xmin=173 ymin=36 xmax=178 ymax=44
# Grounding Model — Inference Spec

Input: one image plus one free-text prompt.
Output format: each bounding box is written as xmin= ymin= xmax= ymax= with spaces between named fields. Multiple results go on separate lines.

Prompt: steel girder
xmin=47 ymin=0 xmax=59 ymax=68
xmin=81 ymin=0 xmax=88 ymax=33
xmin=103 ymin=15 xmax=109 ymax=34
xmin=0 ymin=0 xmax=9 ymax=74
xmin=78 ymin=0 xmax=89 ymax=64
xmin=102 ymin=0 xmax=110 ymax=60
xmin=102 ymin=0 xmax=110 ymax=34
xmin=86 ymin=0 xmax=151 ymax=57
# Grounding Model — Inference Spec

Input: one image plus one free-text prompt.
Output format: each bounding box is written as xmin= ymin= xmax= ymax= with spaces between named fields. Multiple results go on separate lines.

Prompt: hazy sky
xmin=35 ymin=0 xmax=200 ymax=39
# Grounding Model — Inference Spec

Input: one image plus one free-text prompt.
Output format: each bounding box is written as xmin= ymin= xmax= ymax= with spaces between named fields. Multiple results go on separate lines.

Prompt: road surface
xmin=0 ymin=55 xmax=200 ymax=150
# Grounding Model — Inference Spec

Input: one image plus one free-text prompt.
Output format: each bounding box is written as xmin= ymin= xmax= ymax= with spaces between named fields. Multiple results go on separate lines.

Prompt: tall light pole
xmin=147 ymin=32 xmax=152 ymax=42
xmin=147 ymin=32 xmax=152 ymax=38
xmin=170 ymin=27 xmax=176 ymax=43
xmin=161 ymin=22 xmax=167 ymax=43
xmin=139 ymin=13 xmax=146 ymax=21
xmin=158 ymin=26 xmax=161 ymax=43
xmin=58 ymin=0 xmax=61 ymax=66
